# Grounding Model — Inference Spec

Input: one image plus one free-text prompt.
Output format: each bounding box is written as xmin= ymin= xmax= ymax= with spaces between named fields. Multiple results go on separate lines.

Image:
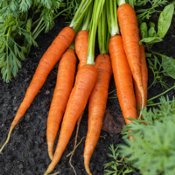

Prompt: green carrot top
xmin=107 ymin=0 xmax=119 ymax=36
xmin=87 ymin=0 xmax=106 ymax=64
xmin=70 ymin=0 xmax=93 ymax=31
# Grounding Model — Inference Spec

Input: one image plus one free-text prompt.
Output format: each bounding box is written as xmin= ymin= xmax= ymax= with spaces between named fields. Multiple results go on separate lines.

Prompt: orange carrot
xmin=47 ymin=48 xmax=77 ymax=160
xmin=44 ymin=65 xmax=97 ymax=175
xmin=84 ymin=54 xmax=112 ymax=175
xmin=135 ymin=45 xmax=148 ymax=111
xmin=75 ymin=30 xmax=88 ymax=67
xmin=117 ymin=3 xmax=144 ymax=111
xmin=109 ymin=35 xmax=137 ymax=124
xmin=0 ymin=26 xmax=75 ymax=153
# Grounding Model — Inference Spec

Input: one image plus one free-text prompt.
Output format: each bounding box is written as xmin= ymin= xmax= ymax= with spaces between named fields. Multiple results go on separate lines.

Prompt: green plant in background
xmin=120 ymin=97 xmax=175 ymax=175
xmin=104 ymin=145 xmax=133 ymax=175
xmin=0 ymin=0 xmax=80 ymax=82
xmin=137 ymin=2 xmax=175 ymax=89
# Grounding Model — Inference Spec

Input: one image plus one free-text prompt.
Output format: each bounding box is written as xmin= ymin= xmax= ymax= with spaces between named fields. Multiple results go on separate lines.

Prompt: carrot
xmin=109 ymin=36 xmax=137 ymax=124
xmin=84 ymin=54 xmax=112 ymax=175
xmin=117 ymin=0 xmax=145 ymax=112
xmin=75 ymin=30 xmax=88 ymax=67
xmin=47 ymin=48 xmax=77 ymax=160
xmin=44 ymin=65 xmax=98 ymax=175
xmin=108 ymin=0 xmax=137 ymax=124
xmin=75 ymin=7 xmax=92 ymax=68
xmin=0 ymin=26 xmax=75 ymax=153
xmin=84 ymin=5 xmax=112 ymax=174
xmin=135 ymin=45 xmax=148 ymax=111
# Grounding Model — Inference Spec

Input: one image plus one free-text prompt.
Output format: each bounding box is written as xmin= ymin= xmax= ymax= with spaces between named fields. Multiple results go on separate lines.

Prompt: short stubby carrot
xmin=44 ymin=65 xmax=98 ymax=175
xmin=47 ymin=48 xmax=77 ymax=160
xmin=75 ymin=30 xmax=88 ymax=67
xmin=117 ymin=3 xmax=144 ymax=111
xmin=135 ymin=45 xmax=148 ymax=111
xmin=109 ymin=35 xmax=137 ymax=124
xmin=0 ymin=26 xmax=75 ymax=153
xmin=84 ymin=54 xmax=112 ymax=175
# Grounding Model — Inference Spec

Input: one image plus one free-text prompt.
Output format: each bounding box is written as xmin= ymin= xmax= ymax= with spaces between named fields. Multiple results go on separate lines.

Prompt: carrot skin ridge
xmin=44 ymin=65 xmax=98 ymax=175
xmin=109 ymin=35 xmax=137 ymax=124
xmin=135 ymin=45 xmax=148 ymax=111
xmin=75 ymin=30 xmax=88 ymax=67
xmin=47 ymin=48 xmax=77 ymax=160
xmin=84 ymin=54 xmax=112 ymax=175
xmin=117 ymin=4 xmax=144 ymax=112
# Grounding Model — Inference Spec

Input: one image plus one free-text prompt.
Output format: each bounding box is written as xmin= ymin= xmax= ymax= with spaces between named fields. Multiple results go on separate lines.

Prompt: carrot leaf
xmin=120 ymin=97 xmax=175 ymax=175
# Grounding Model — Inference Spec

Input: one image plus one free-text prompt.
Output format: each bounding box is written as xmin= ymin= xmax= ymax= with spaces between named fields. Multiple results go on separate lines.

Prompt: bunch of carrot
xmin=0 ymin=0 xmax=148 ymax=174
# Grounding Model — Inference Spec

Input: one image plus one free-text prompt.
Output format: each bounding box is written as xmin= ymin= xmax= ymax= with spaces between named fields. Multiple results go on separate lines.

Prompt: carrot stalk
xmin=117 ymin=0 xmax=145 ymax=114
xmin=84 ymin=6 xmax=112 ymax=174
xmin=0 ymin=26 xmax=75 ymax=153
xmin=108 ymin=0 xmax=137 ymax=124
xmin=47 ymin=48 xmax=77 ymax=160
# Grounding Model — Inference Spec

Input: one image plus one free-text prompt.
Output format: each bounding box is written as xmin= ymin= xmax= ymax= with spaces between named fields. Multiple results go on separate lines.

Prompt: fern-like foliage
xmin=120 ymin=97 xmax=175 ymax=175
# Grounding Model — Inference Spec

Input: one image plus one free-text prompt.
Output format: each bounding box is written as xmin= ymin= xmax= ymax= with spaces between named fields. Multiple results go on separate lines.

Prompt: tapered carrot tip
xmin=48 ymin=146 xmax=53 ymax=160
xmin=48 ymin=142 xmax=54 ymax=160
xmin=44 ymin=165 xmax=54 ymax=175
xmin=0 ymin=127 xmax=14 ymax=153
xmin=84 ymin=157 xmax=92 ymax=175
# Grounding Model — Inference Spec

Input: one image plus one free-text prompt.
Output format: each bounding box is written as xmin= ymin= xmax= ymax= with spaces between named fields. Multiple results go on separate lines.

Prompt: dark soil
xmin=0 ymin=17 xmax=174 ymax=175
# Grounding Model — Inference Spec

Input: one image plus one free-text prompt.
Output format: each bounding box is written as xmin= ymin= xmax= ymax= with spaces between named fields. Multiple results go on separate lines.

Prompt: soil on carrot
xmin=0 ymin=18 xmax=174 ymax=175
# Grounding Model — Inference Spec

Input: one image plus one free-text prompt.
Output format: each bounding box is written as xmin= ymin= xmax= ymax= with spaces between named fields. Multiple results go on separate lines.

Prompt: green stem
xmin=147 ymin=100 xmax=174 ymax=107
xmin=70 ymin=0 xmax=93 ymax=31
xmin=82 ymin=4 xmax=93 ymax=31
xmin=98 ymin=3 xmax=107 ymax=54
xmin=87 ymin=0 xmax=105 ymax=64
xmin=118 ymin=0 xmax=126 ymax=6
xmin=148 ymin=84 xmax=175 ymax=102
xmin=107 ymin=0 xmax=119 ymax=36
xmin=32 ymin=18 xmax=44 ymax=38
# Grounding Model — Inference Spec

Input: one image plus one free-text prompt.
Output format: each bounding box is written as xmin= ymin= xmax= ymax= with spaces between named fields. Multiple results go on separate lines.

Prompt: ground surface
xmin=0 ymin=17 xmax=174 ymax=175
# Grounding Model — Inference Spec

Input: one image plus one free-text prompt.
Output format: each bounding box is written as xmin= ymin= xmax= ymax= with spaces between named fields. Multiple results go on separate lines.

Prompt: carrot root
xmin=0 ymin=127 xmax=13 ymax=153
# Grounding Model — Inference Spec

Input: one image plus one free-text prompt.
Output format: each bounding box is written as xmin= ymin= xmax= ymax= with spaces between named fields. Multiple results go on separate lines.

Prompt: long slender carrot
xmin=44 ymin=65 xmax=98 ymax=175
xmin=0 ymin=26 xmax=75 ymax=153
xmin=47 ymin=48 xmax=77 ymax=160
xmin=84 ymin=55 xmax=112 ymax=175
xmin=109 ymin=36 xmax=137 ymax=124
xmin=117 ymin=0 xmax=144 ymax=112
xmin=84 ymin=6 xmax=112 ymax=174
xmin=75 ymin=30 xmax=88 ymax=67
xmin=135 ymin=45 xmax=148 ymax=111
xmin=108 ymin=0 xmax=137 ymax=124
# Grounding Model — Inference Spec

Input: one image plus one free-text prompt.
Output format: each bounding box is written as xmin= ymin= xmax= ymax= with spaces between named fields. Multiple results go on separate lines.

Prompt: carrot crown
xmin=87 ymin=0 xmax=105 ymax=64
xmin=118 ymin=0 xmax=126 ymax=6
xmin=98 ymin=2 xmax=108 ymax=54
xmin=70 ymin=0 xmax=93 ymax=31
xmin=107 ymin=0 xmax=119 ymax=36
